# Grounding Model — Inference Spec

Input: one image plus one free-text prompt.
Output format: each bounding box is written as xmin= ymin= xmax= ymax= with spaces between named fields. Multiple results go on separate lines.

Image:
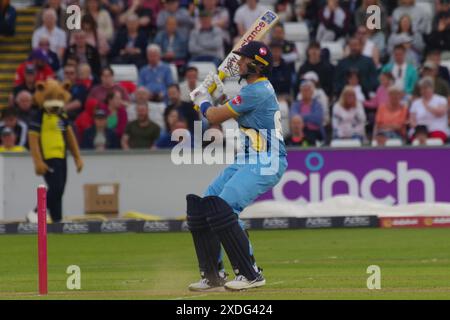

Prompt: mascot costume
xmin=28 ymin=79 xmax=83 ymax=223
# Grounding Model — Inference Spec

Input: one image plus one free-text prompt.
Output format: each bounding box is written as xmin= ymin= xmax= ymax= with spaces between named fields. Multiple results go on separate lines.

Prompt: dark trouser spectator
xmin=0 ymin=3 xmax=17 ymax=36
xmin=43 ymin=158 xmax=67 ymax=223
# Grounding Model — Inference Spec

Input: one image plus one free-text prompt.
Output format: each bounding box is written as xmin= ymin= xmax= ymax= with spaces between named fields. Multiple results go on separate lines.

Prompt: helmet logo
xmin=259 ymin=47 xmax=267 ymax=56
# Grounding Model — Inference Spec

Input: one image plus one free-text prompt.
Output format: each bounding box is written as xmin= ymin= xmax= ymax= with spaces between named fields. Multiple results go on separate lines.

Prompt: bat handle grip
xmin=193 ymin=71 xmax=227 ymax=111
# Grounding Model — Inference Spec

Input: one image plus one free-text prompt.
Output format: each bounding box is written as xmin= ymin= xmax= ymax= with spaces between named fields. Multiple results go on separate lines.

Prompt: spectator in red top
xmin=14 ymin=49 xmax=54 ymax=86
xmin=74 ymin=97 xmax=98 ymax=142
xmin=100 ymin=90 xmax=128 ymax=139
xmin=87 ymin=66 xmax=130 ymax=104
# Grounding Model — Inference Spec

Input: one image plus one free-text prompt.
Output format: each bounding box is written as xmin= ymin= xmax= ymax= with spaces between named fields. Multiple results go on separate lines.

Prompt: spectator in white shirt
xmin=234 ymin=0 xmax=267 ymax=37
xmin=32 ymin=8 xmax=67 ymax=59
xmin=409 ymin=77 xmax=449 ymax=143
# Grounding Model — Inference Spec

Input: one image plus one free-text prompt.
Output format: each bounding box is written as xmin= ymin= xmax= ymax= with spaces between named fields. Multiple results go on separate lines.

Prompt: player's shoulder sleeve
xmin=225 ymin=85 xmax=261 ymax=116
xmin=28 ymin=110 xmax=43 ymax=134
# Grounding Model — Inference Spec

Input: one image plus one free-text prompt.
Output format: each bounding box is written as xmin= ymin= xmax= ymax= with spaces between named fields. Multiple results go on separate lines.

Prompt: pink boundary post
xmin=37 ymin=185 xmax=48 ymax=295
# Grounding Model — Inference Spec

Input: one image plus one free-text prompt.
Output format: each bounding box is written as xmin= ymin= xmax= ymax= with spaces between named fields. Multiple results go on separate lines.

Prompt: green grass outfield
xmin=1 ymin=228 xmax=450 ymax=300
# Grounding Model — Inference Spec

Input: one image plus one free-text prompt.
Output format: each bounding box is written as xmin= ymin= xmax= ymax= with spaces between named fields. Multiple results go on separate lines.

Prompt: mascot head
xmin=34 ymin=79 xmax=72 ymax=114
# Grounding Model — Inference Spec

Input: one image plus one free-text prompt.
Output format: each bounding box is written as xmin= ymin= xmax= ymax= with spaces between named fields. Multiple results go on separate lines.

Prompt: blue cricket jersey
xmin=225 ymin=77 xmax=287 ymax=159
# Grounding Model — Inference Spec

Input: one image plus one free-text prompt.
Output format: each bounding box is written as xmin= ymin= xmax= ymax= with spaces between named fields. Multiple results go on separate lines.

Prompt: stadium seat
xmin=371 ymin=139 xmax=403 ymax=147
xmin=441 ymin=60 xmax=450 ymax=73
xmin=412 ymin=138 xmax=444 ymax=146
xmin=110 ymin=64 xmax=138 ymax=84
xmin=148 ymin=102 xmax=166 ymax=130
xmin=188 ymin=62 xmax=217 ymax=80
xmin=278 ymin=99 xmax=290 ymax=138
xmin=259 ymin=0 xmax=277 ymax=6
xmin=415 ymin=2 xmax=433 ymax=33
xmin=295 ymin=41 xmax=308 ymax=63
xmin=330 ymin=139 xmax=362 ymax=147
xmin=169 ymin=63 xmax=179 ymax=84
xmin=284 ymin=22 xmax=309 ymax=42
xmin=321 ymin=41 xmax=344 ymax=65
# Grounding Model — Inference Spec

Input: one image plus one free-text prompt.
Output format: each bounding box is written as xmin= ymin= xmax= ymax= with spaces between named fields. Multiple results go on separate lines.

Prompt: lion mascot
xmin=27 ymin=79 xmax=83 ymax=223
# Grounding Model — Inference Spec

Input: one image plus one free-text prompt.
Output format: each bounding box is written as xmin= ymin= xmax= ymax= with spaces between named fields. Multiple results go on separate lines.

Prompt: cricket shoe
xmin=188 ymin=275 xmax=227 ymax=292
xmin=224 ymin=274 xmax=266 ymax=291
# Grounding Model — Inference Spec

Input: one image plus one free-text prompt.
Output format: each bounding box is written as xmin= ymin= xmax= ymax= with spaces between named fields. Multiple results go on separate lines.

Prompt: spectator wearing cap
xmin=32 ymin=8 xmax=67 ymax=59
xmin=270 ymin=24 xmax=298 ymax=68
xmin=233 ymin=0 xmax=266 ymax=37
xmin=409 ymin=77 xmax=449 ymax=143
xmin=154 ymin=15 xmax=188 ymax=68
xmin=0 ymin=0 xmax=16 ymax=36
xmin=332 ymin=86 xmax=366 ymax=141
xmin=297 ymin=71 xmax=330 ymax=126
xmin=0 ymin=127 xmax=26 ymax=153
xmin=387 ymin=14 xmax=424 ymax=61
xmin=122 ymin=103 xmax=160 ymax=149
xmin=110 ymin=13 xmax=148 ymax=68
xmin=37 ymin=35 xmax=60 ymax=72
xmin=391 ymin=0 xmax=430 ymax=35
xmin=88 ymin=67 xmax=130 ymax=105
xmin=284 ymin=115 xmax=311 ymax=147
xmin=157 ymin=0 xmax=194 ymax=39
xmin=413 ymin=61 xmax=450 ymax=99
xmin=188 ymin=10 xmax=224 ymax=66
xmin=179 ymin=66 xmax=199 ymax=103
xmin=120 ymin=0 xmax=156 ymax=38
xmin=334 ymin=37 xmax=378 ymax=98
xmin=81 ymin=108 xmax=120 ymax=150
xmin=12 ymin=64 xmax=37 ymax=98
xmin=381 ymin=44 xmax=418 ymax=96
xmin=373 ymin=85 xmax=409 ymax=143
xmin=14 ymin=49 xmax=55 ymax=86
xmin=290 ymin=80 xmax=324 ymax=144
xmin=296 ymin=42 xmax=335 ymax=98
xmin=138 ymin=44 xmax=174 ymax=102
xmin=0 ymin=108 xmax=27 ymax=147
xmin=13 ymin=90 xmax=36 ymax=126
xmin=316 ymin=0 xmax=350 ymax=44
xmin=63 ymin=30 xmax=102 ymax=81
xmin=268 ymin=41 xmax=294 ymax=99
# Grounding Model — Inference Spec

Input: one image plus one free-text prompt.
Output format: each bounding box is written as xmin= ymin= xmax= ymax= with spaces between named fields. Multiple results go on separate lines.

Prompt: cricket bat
xmin=194 ymin=9 xmax=279 ymax=110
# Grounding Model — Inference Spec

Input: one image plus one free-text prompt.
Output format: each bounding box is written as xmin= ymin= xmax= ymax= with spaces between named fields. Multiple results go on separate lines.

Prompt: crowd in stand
xmin=0 ymin=0 xmax=450 ymax=152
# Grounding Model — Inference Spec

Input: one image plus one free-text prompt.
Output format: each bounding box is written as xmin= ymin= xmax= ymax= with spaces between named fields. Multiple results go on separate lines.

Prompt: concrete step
xmin=0 ymin=45 xmax=31 ymax=54
xmin=17 ymin=7 xmax=41 ymax=15
xmin=16 ymin=15 xmax=37 ymax=24
xmin=16 ymin=25 xmax=35 ymax=33
xmin=0 ymin=35 xmax=33 ymax=42
xmin=0 ymin=74 xmax=15 ymax=81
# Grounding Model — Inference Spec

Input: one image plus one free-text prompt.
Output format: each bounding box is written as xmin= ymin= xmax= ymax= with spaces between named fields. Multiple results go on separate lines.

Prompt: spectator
xmin=63 ymin=30 xmax=102 ymax=81
xmin=433 ymin=0 xmax=450 ymax=31
xmin=35 ymin=0 xmax=68 ymax=31
xmin=122 ymin=103 xmax=161 ymax=149
xmin=426 ymin=50 xmax=450 ymax=85
xmin=110 ymin=13 xmax=148 ymax=68
xmin=345 ymin=68 xmax=367 ymax=104
xmin=0 ymin=127 xmax=26 ymax=152
xmin=332 ymin=86 xmax=366 ymax=141
xmin=73 ymin=14 xmax=110 ymax=61
xmin=290 ymin=80 xmax=324 ymax=144
xmin=154 ymin=16 xmax=189 ymax=68
xmin=391 ymin=0 xmax=430 ymax=35
xmin=233 ymin=0 xmax=266 ymax=37
xmin=296 ymin=42 xmax=335 ymax=98
xmin=364 ymin=71 xmax=394 ymax=110
xmin=13 ymin=90 xmax=36 ymax=126
xmin=81 ymin=109 xmax=120 ymax=150
xmin=268 ymin=41 xmax=294 ymax=98
xmin=351 ymin=25 xmax=381 ymax=68
xmin=63 ymin=64 xmax=88 ymax=120
xmin=138 ymin=44 xmax=174 ymax=102
xmin=334 ymin=37 xmax=378 ymax=98
xmin=373 ymin=85 xmax=409 ymax=143
xmin=155 ymin=108 xmax=190 ymax=149
xmin=13 ymin=64 xmax=37 ymax=97
xmin=409 ymin=77 xmax=449 ymax=143
xmin=381 ymin=44 xmax=418 ymax=96
xmin=78 ymin=63 xmax=94 ymax=91
xmin=426 ymin=11 xmax=450 ymax=52
xmin=157 ymin=0 xmax=194 ymax=38
xmin=36 ymin=35 xmax=60 ymax=72
xmin=179 ymin=66 xmax=199 ymax=103
xmin=84 ymin=0 xmax=114 ymax=42
xmin=316 ymin=0 xmax=350 ymax=43
xmin=284 ymin=115 xmax=311 ymax=147
xmin=0 ymin=108 xmax=27 ymax=147
xmin=412 ymin=125 xmax=429 ymax=145
xmin=387 ymin=14 xmax=425 ymax=61
xmin=274 ymin=0 xmax=295 ymax=23
xmin=14 ymin=49 xmax=55 ymax=86
xmin=270 ymin=23 xmax=298 ymax=68
xmin=32 ymin=8 xmax=67 ymax=59
xmin=119 ymin=0 xmax=155 ymax=38
xmin=74 ymin=97 xmax=98 ymax=141
xmin=197 ymin=0 xmax=230 ymax=46
xmin=88 ymin=67 xmax=130 ymax=104
xmin=298 ymin=71 xmax=330 ymax=126
xmin=414 ymin=61 xmax=450 ymax=99
xmin=188 ymin=10 xmax=224 ymax=65
xmin=101 ymin=90 xmax=128 ymax=139
xmin=0 ymin=0 xmax=16 ymax=36
xmin=166 ymin=84 xmax=199 ymax=133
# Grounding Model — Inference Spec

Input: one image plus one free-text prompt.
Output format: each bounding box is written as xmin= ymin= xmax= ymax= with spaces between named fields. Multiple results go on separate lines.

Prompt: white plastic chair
xmin=284 ymin=22 xmax=309 ymax=42
xmin=188 ymin=62 xmax=217 ymax=80
xmin=169 ymin=63 xmax=179 ymax=84
xmin=110 ymin=64 xmax=138 ymax=84
xmin=412 ymin=138 xmax=444 ymax=146
xmin=330 ymin=139 xmax=362 ymax=148
xmin=371 ymin=139 xmax=403 ymax=147
xmin=321 ymin=41 xmax=344 ymax=65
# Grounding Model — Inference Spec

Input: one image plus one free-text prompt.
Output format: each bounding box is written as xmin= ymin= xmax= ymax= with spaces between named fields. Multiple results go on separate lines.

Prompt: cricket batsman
xmin=187 ymin=41 xmax=288 ymax=291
